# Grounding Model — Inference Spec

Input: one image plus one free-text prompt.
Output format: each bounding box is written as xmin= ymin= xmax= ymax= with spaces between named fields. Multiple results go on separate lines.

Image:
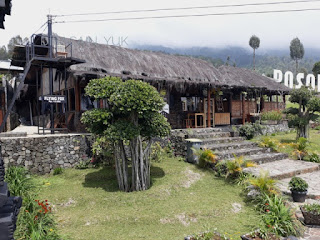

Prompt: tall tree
xmin=249 ymin=35 xmax=260 ymax=70
xmin=285 ymin=86 xmax=320 ymax=139
xmin=0 ymin=46 xmax=9 ymax=60
xmin=312 ymin=61 xmax=320 ymax=76
xmin=81 ymin=77 xmax=170 ymax=192
xmin=290 ymin=37 xmax=305 ymax=76
xmin=7 ymin=35 xmax=28 ymax=57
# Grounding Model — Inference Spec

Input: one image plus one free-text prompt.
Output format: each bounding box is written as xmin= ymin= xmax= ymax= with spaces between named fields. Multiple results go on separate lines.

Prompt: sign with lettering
xmin=40 ymin=95 xmax=66 ymax=103
xmin=273 ymin=69 xmax=320 ymax=92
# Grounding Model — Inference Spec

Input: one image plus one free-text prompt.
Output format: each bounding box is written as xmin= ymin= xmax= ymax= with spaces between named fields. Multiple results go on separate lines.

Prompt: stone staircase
xmin=188 ymin=128 xmax=320 ymax=199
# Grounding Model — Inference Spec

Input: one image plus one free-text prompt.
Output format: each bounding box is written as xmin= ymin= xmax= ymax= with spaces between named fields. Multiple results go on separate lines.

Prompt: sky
xmin=1 ymin=0 xmax=320 ymax=50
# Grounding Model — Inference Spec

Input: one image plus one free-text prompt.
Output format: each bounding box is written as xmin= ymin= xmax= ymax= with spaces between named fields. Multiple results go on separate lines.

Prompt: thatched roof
xmin=12 ymin=34 xmax=291 ymax=93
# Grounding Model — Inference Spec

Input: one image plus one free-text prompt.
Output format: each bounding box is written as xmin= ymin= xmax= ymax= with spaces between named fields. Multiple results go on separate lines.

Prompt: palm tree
xmin=249 ymin=35 xmax=260 ymax=70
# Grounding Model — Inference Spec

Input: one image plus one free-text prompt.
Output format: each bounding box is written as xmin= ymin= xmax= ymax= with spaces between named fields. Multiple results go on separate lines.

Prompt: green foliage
xmin=312 ymin=61 xmax=320 ymax=76
xmin=304 ymin=152 xmax=320 ymax=163
xmin=53 ymin=167 xmax=63 ymax=175
xmin=220 ymin=155 xmax=256 ymax=179
xmin=81 ymin=76 xmax=170 ymax=141
xmin=261 ymin=110 xmax=283 ymax=121
xmin=150 ymin=142 xmax=165 ymax=163
xmin=239 ymin=123 xmax=263 ymax=140
xmin=289 ymin=177 xmax=308 ymax=192
xmin=290 ymin=38 xmax=305 ymax=62
xmin=75 ymin=160 xmax=91 ymax=169
xmin=290 ymin=137 xmax=309 ymax=160
xmin=258 ymin=137 xmax=281 ymax=151
xmin=303 ymin=203 xmax=320 ymax=215
xmin=247 ymin=171 xmax=279 ymax=196
xmin=285 ymin=86 xmax=320 ymax=138
xmin=193 ymin=148 xmax=217 ymax=168
xmin=5 ymin=167 xmax=60 ymax=240
xmin=249 ymin=35 xmax=260 ymax=50
xmin=259 ymin=194 xmax=301 ymax=237
xmin=4 ymin=167 xmax=33 ymax=197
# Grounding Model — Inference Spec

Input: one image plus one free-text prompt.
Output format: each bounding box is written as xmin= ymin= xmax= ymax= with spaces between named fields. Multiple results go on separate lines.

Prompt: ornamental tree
xmin=81 ymin=76 xmax=170 ymax=192
xmin=249 ymin=35 xmax=260 ymax=70
xmin=290 ymin=37 xmax=305 ymax=76
xmin=285 ymin=86 xmax=320 ymax=139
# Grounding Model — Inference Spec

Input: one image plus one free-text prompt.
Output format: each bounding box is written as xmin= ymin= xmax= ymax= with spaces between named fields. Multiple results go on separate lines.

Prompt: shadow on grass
xmin=83 ymin=165 xmax=165 ymax=192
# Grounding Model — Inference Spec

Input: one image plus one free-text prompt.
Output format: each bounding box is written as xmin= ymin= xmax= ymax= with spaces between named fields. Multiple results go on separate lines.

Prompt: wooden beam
xmin=207 ymin=88 xmax=211 ymax=128
xmin=75 ymin=80 xmax=81 ymax=112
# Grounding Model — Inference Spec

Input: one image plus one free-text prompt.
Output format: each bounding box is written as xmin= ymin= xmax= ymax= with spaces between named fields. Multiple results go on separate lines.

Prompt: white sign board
xmin=162 ymin=104 xmax=169 ymax=114
xmin=273 ymin=69 xmax=320 ymax=92
xmin=40 ymin=95 xmax=66 ymax=103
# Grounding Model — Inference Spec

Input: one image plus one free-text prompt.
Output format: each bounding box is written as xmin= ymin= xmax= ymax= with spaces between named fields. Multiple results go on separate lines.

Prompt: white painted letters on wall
xmin=284 ymin=71 xmax=294 ymax=89
xmin=296 ymin=73 xmax=304 ymax=89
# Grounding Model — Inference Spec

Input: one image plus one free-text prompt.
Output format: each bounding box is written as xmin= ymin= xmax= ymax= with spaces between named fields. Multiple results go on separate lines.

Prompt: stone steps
xmin=200 ymin=136 xmax=245 ymax=145
xmin=188 ymin=132 xmax=231 ymax=139
xmin=215 ymin=147 xmax=270 ymax=160
xmin=278 ymin=171 xmax=320 ymax=200
xmin=228 ymin=152 xmax=288 ymax=165
xmin=203 ymin=141 xmax=257 ymax=152
xmin=244 ymin=159 xmax=320 ymax=180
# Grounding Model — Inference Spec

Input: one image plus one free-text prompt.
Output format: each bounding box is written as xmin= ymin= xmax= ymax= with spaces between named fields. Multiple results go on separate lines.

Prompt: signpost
xmin=40 ymin=95 xmax=66 ymax=104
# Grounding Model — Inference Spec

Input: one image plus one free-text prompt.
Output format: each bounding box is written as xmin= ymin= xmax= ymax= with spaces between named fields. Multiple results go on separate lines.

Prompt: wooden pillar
xmin=207 ymin=88 xmax=211 ymax=128
xmin=261 ymin=95 xmax=265 ymax=112
xmin=276 ymin=95 xmax=279 ymax=109
xmin=75 ymin=80 xmax=81 ymax=112
xmin=283 ymin=95 xmax=286 ymax=109
xmin=242 ymin=93 xmax=246 ymax=125
xmin=229 ymin=92 xmax=233 ymax=124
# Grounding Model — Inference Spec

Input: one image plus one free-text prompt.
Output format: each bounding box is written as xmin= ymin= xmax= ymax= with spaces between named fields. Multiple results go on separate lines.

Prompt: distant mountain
xmin=131 ymin=44 xmax=320 ymax=76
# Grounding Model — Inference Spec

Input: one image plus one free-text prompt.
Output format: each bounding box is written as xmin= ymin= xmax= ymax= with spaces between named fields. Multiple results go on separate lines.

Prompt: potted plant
xmin=288 ymin=177 xmax=308 ymax=202
xmin=300 ymin=203 xmax=320 ymax=225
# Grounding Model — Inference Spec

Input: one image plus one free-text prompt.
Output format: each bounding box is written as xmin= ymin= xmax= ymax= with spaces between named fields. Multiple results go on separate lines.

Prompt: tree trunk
xmin=253 ymin=49 xmax=256 ymax=70
xmin=296 ymin=59 xmax=298 ymax=77
xmin=114 ymin=142 xmax=130 ymax=192
xmin=297 ymin=124 xmax=309 ymax=139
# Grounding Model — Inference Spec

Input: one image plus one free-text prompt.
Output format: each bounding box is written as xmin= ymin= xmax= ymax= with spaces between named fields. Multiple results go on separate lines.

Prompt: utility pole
xmin=47 ymin=14 xmax=54 ymax=134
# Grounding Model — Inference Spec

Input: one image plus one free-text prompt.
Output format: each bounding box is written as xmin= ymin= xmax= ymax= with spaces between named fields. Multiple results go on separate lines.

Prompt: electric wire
xmin=53 ymin=0 xmax=320 ymax=17
xmin=54 ymin=7 xmax=320 ymax=24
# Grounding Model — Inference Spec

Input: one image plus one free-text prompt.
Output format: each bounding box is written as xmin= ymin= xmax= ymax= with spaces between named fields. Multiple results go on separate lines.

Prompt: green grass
xmin=33 ymin=157 xmax=259 ymax=240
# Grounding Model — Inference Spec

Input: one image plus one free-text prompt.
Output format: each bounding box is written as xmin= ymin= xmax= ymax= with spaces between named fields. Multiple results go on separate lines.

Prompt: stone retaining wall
xmin=0 ymin=134 xmax=92 ymax=174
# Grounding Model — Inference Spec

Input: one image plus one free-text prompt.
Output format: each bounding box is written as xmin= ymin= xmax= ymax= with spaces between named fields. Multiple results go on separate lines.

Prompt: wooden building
xmin=10 ymin=35 xmax=290 ymax=132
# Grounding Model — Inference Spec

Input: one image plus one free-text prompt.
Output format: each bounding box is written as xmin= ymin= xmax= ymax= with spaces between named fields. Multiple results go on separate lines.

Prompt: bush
xmin=247 ymin=171 xmax=279 ymax=196
xmin=261 ymin=110 xmax=283 ymax=121
xmin=303 ymin=203 xmax=320 ymax=214
xmin=53 ymin=167 xmax=63 ymax=175
xmin=259 ymin=194 xmax=302 ymax=237
xmin=290 ymin=137 xmax=309 ymax=160
xmin=193 ymin=148 xmax=217 ymax=168
xmin=75 ymin=160 xmax=91 ymax=169
xmin=239 ymin=123 xmax=263 ymax=140
xmin=258 ymin=137 xmax=281 ymax=151
xmin=304 ymin=152 xmax=320 ymax=163
xmin=218 ymin=155 xmax=255 ymax=180
xmin=289 ymin=177 xmax=308 ymax=192
xmin=5 ymin=167 xmax=61 ymax=240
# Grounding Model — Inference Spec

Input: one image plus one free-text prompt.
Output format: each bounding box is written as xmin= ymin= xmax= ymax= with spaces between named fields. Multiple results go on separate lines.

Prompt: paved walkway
xmin=279 ymin=171 xmax=320 ymax=200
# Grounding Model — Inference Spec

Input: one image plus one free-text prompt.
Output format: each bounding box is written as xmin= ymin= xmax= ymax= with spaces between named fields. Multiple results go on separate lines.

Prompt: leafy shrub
xmin=219 ymin=155 xmax=255 ymax=179
xmin=193 ymin=148 xmax=217 ymax=168
xmin=258 ymin=137 xmax=281 ymax=151
xmin=75 ymin=160 xmax=91 ymax=169
xmin=4 ymin=167 xmax=33 ymax=197
xmin=151 ymin=142 xmax=165 ymax=162
xmin=289 ymin=177 xmax=308 ymax=192
xmin=259 ymin=194 xmax=301 ymax=237
xmin=239 ymin=123 xmax=263 ymax=140
xmin=53 ymin=167 xmax=63 ymax=175
xmin=5 ymin=167 xmax=61 ymax=240
xmin=290 ymin=137 xmax=309 ymax=160
xmin=303 ymin=203 xmax=320 ymax=214
xmin=247 ymin=171 xmax=279 ymax=196
xmin=304 ymin=152 xmax=320 ymax=163
xmin=261 ymin=110 xmax=283 ymax=121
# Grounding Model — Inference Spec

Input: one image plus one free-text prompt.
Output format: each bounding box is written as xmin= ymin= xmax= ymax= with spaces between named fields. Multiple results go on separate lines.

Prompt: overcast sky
xmin=1 ymin=0 xmax=319 ymax=50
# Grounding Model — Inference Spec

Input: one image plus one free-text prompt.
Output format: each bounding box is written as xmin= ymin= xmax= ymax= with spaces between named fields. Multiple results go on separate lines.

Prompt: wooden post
xmin=75 ymin=80 xmax=81 ymax=112
xmin=283 ymin=95 xmax=286 ymax=109
xmin=229 ymin=92 xmax=233 ymax=124
xmin=261 ymin=95 xmax=265 ymax=112
xmin=207 ymin=88 xmax=211 ymax=128
xmin=242 ymin=93 xmax=246 ymax=125
xmin=276 ymin=95 xmax=279 ymax=109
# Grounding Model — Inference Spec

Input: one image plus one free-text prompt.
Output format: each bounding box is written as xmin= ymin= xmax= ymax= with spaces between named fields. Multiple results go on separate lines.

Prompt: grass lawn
xmin=252 ymin=129 xmax=320 ymax=156
xmin=34 ymin=157 xmax=259 ymax=240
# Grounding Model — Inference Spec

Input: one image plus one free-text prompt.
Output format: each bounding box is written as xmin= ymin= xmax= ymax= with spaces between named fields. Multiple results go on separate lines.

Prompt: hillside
xmin=132 ymin=45 xmax=320 ymax=76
